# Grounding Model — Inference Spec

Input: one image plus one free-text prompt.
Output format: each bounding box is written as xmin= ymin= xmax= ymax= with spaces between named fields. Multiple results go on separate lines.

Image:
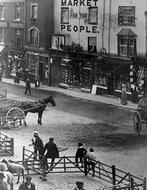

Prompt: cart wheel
xmin=6 ymin=107 xmax=25 ymax=129
xmin=133 ymin=112 xmax=142 ymax=135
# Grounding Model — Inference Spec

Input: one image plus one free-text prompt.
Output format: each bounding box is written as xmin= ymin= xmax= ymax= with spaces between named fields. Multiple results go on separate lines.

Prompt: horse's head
xmin=44 ymin=96 xmax=56 ymax=106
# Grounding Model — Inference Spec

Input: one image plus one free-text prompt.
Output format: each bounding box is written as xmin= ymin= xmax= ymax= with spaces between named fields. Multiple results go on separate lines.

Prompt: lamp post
xmin=49 ymin=57 xmax=53 ymax=86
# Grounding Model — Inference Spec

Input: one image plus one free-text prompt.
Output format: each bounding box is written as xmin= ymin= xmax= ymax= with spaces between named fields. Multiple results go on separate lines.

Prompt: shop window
xmin=117 ymin=28 xmax=137 ymax=57
xmin=118 ymin=6 xmax=135 ymax=26
xmin=0 ymin=28 xmax=4 ymax=43
xmin=29 ymin=27 xmax=39 ymax=46
xmin=88 ymin=7 xmax=98 ymax=24
xmin=61 ymin=7 xmax=69 ymax=24
xmin=52 ymin=35 xmax=65 ymax=50
xmin=15 ymin=29 xmax=20 ymax=46
xmin=30 ymin=3 xmax=38 ymax=22
xmin=15 ymin=5 xmax=21 ymax=21
xmin=88 ymin=37 xmax=97 ymax=52
xmin=0 ymin=5 xmax=4 ymax=20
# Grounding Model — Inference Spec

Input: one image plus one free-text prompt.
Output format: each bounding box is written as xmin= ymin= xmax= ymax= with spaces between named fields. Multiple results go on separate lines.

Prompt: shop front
xmin=25 ymin=50 xmax=49 ymax=85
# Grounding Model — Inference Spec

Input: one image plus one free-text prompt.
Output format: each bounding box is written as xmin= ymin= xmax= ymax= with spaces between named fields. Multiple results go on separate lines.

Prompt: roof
xmin=117 ymin=28 xmax=137 ymax=37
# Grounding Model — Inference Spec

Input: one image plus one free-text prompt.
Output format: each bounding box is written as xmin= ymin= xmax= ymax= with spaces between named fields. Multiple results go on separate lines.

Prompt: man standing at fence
xmin=42 ymin=137 xmax=59 ymax=171
xmin=84 ymin=148 xmax=97 ymax=177
xmin=31 ymin=131 xmax=44 ymax=160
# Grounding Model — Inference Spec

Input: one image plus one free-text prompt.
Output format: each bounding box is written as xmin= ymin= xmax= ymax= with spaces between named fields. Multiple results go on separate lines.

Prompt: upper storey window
xmin=15 ymin=5 xmax=21 ymax=21
xmin=0 ymin=5 xmax=4 ymax=20
xmin=118 ymin=6 xmax=135 ymax=26
xmin=30 ymin=3 xmax=38 ymax=22
xmin=89 ymin=7 xmax=98 ymax=24
xmin=61 ymin=7 xmax=69 ymax=24
xmin=29 ymin=28 xmax=39 ymax=46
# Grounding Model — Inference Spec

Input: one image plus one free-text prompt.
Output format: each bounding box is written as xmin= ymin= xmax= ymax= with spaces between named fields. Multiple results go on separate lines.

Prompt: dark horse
xmin=20 ymin=96 xmax=56 ymax=125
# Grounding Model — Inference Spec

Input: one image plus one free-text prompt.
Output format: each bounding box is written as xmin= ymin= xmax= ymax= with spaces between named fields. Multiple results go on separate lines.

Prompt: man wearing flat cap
xmin=31 ymin=131 xmax=44 ymax=160
xmin=73 ymin=181 xmax=85 ymax=190
xmin=18 ymin=175 xmax=35 ymax=190
xmin=42 ymin=137 xmax=59 ymax=171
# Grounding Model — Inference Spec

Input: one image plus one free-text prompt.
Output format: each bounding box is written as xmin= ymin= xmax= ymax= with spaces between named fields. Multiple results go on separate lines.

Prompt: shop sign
xmin=61 ymin=0 xmax=98 ymax=7
xmin=61 ymin=24 xmax=99 ymax=33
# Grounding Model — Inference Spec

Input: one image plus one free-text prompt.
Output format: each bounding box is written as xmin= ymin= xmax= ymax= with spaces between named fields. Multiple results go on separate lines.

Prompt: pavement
xmin=1 ymin=77 xmax=138 ymax=111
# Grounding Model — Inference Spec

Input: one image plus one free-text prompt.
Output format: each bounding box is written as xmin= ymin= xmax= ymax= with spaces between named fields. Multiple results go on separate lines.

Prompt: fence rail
xmin=22 ymin=147 xmax=146 ymax=190
xmin=0 ymin=132 xmax=14 ymax=156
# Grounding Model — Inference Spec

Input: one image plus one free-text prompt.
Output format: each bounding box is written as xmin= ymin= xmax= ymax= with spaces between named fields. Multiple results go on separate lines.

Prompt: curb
xmin=1 ymin=79 xmax=137 ymax=112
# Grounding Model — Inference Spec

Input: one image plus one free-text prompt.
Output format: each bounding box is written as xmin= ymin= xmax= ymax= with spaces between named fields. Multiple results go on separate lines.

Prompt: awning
xmin=117 ymin=28 xmax=137 ymax=37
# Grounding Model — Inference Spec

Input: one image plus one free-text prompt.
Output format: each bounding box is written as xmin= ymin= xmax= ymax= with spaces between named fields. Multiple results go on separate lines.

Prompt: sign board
xmin=91 ymin=85 xmax=97 ymax=95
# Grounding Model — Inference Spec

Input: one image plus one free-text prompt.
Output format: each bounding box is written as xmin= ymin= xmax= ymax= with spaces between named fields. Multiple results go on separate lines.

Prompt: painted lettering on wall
xmin=61 ymin=24 xmax=99 ymax=33
xmin=61 ymin=0 xmax=98 ymax=7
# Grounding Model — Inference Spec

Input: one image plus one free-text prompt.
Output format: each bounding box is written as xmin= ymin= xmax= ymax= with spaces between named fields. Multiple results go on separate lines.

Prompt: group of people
xmin=31 ymin=131 xmax=59 ymax=172
xmin=121 ymin=82 xmax=140 ymax=105
xmin=75 ymin=142 xmax=97 ymax=177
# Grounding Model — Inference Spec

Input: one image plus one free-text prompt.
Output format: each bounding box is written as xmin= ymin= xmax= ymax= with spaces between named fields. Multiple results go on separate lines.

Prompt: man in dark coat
xmin=32 ymin=131 xmax=44 ymax=160
xmin=75 ymin=142 xmax=87 ymax=168
xmin=42 ymin=137 xmax=59 ymax=170
xmin=18 ymin=175 xmax=35 ymax=190
xmin=25 ymin=77 xmax=31 ymax=95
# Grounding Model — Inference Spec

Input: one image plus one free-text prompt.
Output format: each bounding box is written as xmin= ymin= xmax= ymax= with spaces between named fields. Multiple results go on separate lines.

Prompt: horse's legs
xmin=24 ymin=112 xmax=27 ymax=126
xmin=38 ymin=111 xmax=43 ymax=125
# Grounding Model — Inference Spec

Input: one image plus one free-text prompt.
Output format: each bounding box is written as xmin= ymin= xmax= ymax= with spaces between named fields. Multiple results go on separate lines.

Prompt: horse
xmin=20 ymin=96 xmax=56 ymax=125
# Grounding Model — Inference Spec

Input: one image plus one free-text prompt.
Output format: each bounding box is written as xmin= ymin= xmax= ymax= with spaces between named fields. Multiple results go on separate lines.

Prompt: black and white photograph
xmin=0 ymin=0 xmax=146 ymax=189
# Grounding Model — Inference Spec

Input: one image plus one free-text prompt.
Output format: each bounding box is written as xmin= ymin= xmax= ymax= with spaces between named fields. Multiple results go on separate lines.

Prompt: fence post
xmin=84 ymin=157 xmax=87 ymax=176
xmin=11 ymin=138 xmax=14 ymax=156
xmin=64 ymin=156 xmax=66 ymax=173
xmin=144 ymin=178 xmax=146 ymax=190
xmin=112 ymin=165 xmax=116 ymax=188
xmin=130 ymin=177 xmax=134 ymax=190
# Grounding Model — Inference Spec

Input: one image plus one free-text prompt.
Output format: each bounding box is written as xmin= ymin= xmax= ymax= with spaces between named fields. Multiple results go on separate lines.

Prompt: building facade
xmin=24 ymin=0 xmax=54 ymax=84
xmin=0 ymin=0 xmax=25 ymax=77
xmin=51 ymin=0 xmax=147 ymax=94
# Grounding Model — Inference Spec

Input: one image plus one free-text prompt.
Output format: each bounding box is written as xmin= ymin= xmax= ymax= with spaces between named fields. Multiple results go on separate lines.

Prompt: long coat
xmin=43 ymin=142 xmax=59 ymax=158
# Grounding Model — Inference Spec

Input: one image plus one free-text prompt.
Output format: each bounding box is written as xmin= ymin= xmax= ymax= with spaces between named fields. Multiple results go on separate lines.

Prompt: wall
xmin=54 ymin=0 xmax=147 ymax=55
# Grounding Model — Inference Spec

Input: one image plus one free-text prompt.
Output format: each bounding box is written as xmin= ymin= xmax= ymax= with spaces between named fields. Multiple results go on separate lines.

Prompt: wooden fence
xmin=22 ymin=147 xmax=146 ymax=190
xmin=0 ymin=132 xmax=14 ymax=156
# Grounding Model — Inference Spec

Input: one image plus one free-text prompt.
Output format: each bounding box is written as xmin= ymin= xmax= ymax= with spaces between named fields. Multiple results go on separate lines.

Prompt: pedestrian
xmin=31 ymin=131 xmax=44 ymax=160
xmin=120 ymin=82 xmax=127 ymax=105
xmin=85 ymin=148 xmax=97 ymax=177
xmin=75 ymin=143 xmax=87 ymax=168
xmin=73 ymin=181 xmax=85 ymax=190
xmin=25 ymin=77 xmax=31 ymax=95
xmin=131 ymin=82 xmax=139 ymax=103
xmin=42 ymin=137 xmax=59 ymax=170
xmin=0 ymin=172 xmax=8 ymax=190
xmin=18 ymin=175 xmax=35 ymax=190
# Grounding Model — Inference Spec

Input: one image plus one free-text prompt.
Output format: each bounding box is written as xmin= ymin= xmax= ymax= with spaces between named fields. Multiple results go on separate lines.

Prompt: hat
xmin=76 ymin=181 xmax=84 ymax=186
xmin=33 ymin=131 xmax=39 ymax=135
xmin=25 ymin=175 xmax=32 ymax=180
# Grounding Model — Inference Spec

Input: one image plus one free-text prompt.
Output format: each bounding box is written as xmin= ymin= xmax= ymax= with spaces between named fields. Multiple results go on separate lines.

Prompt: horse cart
xmin=0 ymin=90 xmax=25 ymax=129
xmin=0 ymin=89 xmax=56 ymax=129
xmin=133 ymin=98 xmax=147 ymax=135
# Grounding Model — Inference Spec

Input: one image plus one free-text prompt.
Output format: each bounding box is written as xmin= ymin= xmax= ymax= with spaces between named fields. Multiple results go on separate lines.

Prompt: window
xmin=61 ymin=7 xmax=69 ymax=24
xmin=15 ymin=30 xmax=20 ymax=46
xmin=118 ymin=6 xmax=135 ymax=26
xmin=31 ymin=4 xmax=38 ymax=21
xmin=117 ymin=28 xmax=137 ymax=57
xmin=15 ymin=5 xmax=21 ymax=21
xmin=88 ymin=37 xmax=97 ymax=52
xmin=29 ymin=28 xmax=39 ymax=46
xmin=0 ymin=5 xmax=4 ymax=20
xmin=52 ymin=35 xmax=65 ymax=50
xmin=89 ymin=7 xmax=98 ymax=24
